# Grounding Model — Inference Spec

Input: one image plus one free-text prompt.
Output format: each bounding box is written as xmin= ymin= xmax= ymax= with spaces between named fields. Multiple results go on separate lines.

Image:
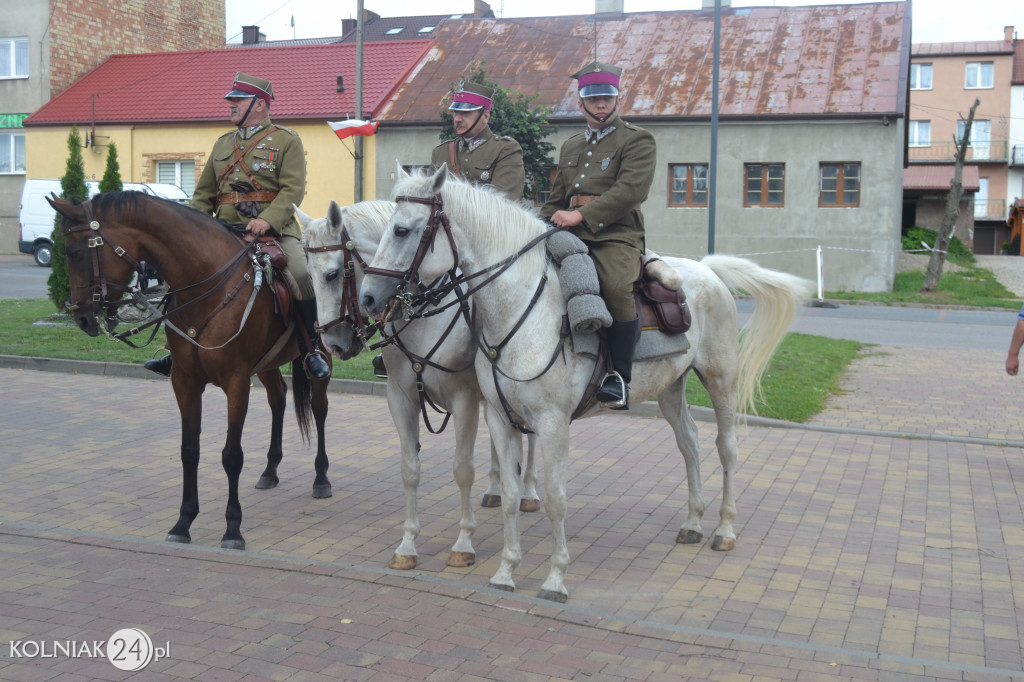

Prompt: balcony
xmin=1012 ymin=145 xmax=1024 ymax=167
xmin=972 ymin=198 xmax=1006 ymax=220
xmin=908 ymin=140 xmax=1008 ymax=163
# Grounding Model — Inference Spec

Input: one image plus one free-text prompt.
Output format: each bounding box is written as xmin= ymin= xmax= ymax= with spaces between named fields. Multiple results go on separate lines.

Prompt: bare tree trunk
xmin=921 ymin=98 xmax=980 ymax=292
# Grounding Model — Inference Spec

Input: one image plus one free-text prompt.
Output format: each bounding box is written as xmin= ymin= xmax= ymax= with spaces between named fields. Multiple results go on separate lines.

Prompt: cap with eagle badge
xmin=224 ymin=72 xmax=274 ymax=103
xmin=449 ymin=80 xmax=494 ymax=111
xmin=572 ymin=61 xmax=622 ymax=98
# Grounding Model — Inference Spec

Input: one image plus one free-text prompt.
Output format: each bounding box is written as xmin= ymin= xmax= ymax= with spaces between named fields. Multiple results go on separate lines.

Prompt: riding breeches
xmin=585 ymin=239 xmax=643 ymax=322
xmin=280 ymin=235 xmax=315 ymax=300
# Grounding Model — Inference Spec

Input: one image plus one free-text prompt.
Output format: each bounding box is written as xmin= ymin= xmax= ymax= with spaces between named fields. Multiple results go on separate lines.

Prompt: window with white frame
xmin=0 ymin=37 xmax=29 ymax=78
xmin=0 ymin=131 xmax=25 ymax=173
xmin=156 ymin=160 xmax=195 ymax=197
xmin=910 ymin=63 xmax=932 ymax=90
xmin=956 ymin=119 xmax=992 ymax=158
xmin=965 ymin=61 xmax=994 ymax=89
xmin=908 ymin=121 xmax=931 ymax=147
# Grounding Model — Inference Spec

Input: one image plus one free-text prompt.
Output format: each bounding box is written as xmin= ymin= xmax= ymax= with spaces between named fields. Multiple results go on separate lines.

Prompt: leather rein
xmin=61 ymin=197 xmax=261 ymax=349
xmin=366 ymin=193 xmax=567 ymax=434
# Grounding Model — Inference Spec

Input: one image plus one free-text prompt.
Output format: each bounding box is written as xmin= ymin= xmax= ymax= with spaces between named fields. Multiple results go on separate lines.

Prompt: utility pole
xmin=354 ymin=0 xmax=364 ymax=202
xmin=708 ymin=0 xmax=721 ymax=255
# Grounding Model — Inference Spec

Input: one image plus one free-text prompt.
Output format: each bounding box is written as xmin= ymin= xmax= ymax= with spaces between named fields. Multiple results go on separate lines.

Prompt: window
xmin=385 ymin=27 xmax=405 ymax=35
xmin=0 ymin=37 xmax=29 ymax=78
xmin=819 ymin=163 xmax=861 ymax=208
xmin=534 ymin=166 xmax=557 ymax=205
xmin=0 ymin=131 xmax=25 ymax=173
xmin=417 ymin=25 xmax=435 ymax=33
xmin=957 ymin=119 xmax=992 ymax=158
xmin=744 ymin=163 xmax=784 ymax=207
xmin=910 ymin=63 xmax=932 ymax=90
xmin=156 ymin=160 xmax=195 ymax=197
xmin=669 ymin=164 xmax=708 ymax=206
xmin=908 ymin=121 xmax=931 ymax=147
xmin=965 ymin=61 xmax=994 ymax=89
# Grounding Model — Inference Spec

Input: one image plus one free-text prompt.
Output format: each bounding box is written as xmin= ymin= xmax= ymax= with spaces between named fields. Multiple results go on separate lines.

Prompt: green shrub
xmin=901 ymin=226 xmax=975 ymax=266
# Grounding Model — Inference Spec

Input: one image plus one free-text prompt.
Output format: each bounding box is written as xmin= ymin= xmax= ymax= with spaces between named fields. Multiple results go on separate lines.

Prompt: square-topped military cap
xmin=224 ymin=72 xmax=274 ymax=103
xmin=449 ymin=80 xmax=494 ymax=111
xmin=572 ymin=61 xmax=622 ymax=98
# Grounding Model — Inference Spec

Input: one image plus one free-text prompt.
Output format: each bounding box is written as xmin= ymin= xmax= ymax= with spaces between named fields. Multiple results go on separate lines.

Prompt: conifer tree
xmin=48 ymin=125 xmax=90 ymax=311
xmin=98 ymin=141 xmax=123 ymax=193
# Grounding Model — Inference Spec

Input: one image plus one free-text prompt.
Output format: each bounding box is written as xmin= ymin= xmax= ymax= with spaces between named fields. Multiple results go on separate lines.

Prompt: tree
xmin=48 ymin=125 xmax=90 ymax=311
xmin=920 ymin=98 xmax=980 ymax=293
xmin=98 ymin=141 xmax=123 ymax=193
xmin=439 ymin=60 xmax=557 ymax=202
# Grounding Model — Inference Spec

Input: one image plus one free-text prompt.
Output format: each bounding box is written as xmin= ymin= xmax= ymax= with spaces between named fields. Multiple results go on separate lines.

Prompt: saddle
xmin=244 ymin=234 xmax=296 ymax=322
xmin=635 ymin=274 xmax=691 ymax=335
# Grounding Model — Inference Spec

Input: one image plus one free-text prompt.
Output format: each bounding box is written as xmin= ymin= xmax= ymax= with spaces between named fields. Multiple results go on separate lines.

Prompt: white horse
xmin=360 ymin=166 xmax=813 ymax=602
xmin=299 ymin=200 xmax=539 ymax=571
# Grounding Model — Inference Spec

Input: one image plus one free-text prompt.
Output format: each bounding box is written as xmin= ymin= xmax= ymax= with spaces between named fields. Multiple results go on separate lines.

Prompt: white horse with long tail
xmin=299 ymin=199 xmax=539 ymax=571
xmin=360 ymin=166 xmax=813 ymax=603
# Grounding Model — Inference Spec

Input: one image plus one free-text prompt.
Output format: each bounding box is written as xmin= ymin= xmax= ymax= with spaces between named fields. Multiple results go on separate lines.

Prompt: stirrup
xmin=597 ymin=371 xmax=629 ymax=410
xmin=303 ymin=348 xmax=331 ymax=381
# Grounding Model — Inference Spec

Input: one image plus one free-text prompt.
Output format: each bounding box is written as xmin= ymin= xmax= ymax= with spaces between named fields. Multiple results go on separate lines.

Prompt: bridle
xmin=60 ymin=196 xmax=260 ymax=348
xmin=303 ymin=226 xmax=385 ymax=347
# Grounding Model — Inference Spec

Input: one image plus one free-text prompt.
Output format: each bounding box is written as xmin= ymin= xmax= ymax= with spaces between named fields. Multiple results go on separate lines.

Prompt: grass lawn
xmin=1 ymin=297 xmax=858 ymax=423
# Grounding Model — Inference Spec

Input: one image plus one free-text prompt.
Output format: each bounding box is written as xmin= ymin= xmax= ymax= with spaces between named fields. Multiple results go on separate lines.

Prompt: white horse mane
xmin=393 ymin=169 xmax=550 ymax=271
xmin=304 ymin=199 xmax=394 ymax=255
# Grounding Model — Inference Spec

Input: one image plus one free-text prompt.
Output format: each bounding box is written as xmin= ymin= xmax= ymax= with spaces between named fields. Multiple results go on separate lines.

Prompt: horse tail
xmin=291 ymin=358 xmax=313 ymax=444
xmin=700 ymin=254 xmax=814 ymax=416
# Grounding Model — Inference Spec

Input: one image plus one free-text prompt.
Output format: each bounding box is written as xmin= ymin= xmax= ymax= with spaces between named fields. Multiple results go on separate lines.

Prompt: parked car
xmin=18 ymin=179 xmax=190 ymax=267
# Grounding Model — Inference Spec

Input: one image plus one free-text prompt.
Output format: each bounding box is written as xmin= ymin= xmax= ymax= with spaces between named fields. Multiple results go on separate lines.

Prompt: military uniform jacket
xmin=192 ymin=117 xmax=306 ymax=240
xmin=430 ymin=126 xmax=525 ymax=201
xmin=540 ymin=116 xmax=656 ymax=250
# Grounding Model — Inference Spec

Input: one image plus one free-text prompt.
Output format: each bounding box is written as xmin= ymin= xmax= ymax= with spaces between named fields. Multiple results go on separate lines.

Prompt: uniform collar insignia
xmin=584 ymin=125 xmax=616 ymax=142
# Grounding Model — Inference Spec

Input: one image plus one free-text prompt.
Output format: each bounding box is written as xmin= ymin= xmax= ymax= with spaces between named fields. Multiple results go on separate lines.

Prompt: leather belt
xmin=569 ymin=194 xmax=600 ymax=209
xmin=216 ymin=191 xmax=279 ymax=206
xmin=569 ymin=194 xmax=641 ymax=211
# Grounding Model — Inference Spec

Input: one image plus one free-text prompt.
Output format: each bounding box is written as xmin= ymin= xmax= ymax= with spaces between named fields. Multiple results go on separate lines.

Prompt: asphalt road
xmin=2 ymin=254 xmax=1017 ymax=352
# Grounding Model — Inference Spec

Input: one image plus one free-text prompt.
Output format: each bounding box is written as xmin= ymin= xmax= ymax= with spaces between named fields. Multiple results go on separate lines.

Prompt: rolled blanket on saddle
xmin=546 ymin=230 xmax=613 ymax=335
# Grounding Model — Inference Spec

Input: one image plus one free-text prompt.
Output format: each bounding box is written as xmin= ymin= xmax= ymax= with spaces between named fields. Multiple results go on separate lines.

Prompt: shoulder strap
xmin=216 ymin=125 xmax=278 ymax=191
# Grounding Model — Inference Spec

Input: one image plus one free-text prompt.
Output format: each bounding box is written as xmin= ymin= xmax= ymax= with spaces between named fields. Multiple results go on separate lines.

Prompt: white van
xmin=17 ymin=179 xmax=191 ymax=266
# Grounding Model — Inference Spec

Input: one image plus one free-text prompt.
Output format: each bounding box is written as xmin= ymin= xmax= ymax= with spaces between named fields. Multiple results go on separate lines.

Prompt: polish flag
xmin=328 ymin=119 xmax=379 ymax=140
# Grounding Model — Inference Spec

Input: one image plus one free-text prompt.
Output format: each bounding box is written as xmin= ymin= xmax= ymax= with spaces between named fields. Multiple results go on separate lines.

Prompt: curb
xmin=4 ymin=354 xmax=1022 ymax=448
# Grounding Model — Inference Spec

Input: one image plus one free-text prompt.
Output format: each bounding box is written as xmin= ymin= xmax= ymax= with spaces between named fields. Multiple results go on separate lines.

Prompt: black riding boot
xmin=296 ymin=299 xmax=332 ymax=381
xmin=372 ymin=354 xmax=388 ymax=378
xmin=597 ymin=318 xmax=639 ymax=409
xmin=145 ymin=353 xmax=173 ymax=377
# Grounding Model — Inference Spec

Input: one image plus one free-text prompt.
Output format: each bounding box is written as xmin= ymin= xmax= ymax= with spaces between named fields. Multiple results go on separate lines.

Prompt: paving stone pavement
xmin=0 ymin=347 xmax=1022 ymax=681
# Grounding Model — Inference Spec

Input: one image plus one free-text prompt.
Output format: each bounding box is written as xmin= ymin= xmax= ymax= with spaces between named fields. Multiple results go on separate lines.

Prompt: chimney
xmin=701 ymin=0 xmax=732 ymax=9
xmin=475 ymin=0 xmax=494 ymax=18
xmin=1005 ymin=25 xmax=1015 ymax=42
xmin=363 ymin=9 xmax=380 ymax=23
xmin=341 ymin=18 xmax=356 ymax=36
xmin=596 ymin=0 xmax=623 ymax=15
xmin=241 ymin=25 xmax=263 ymax=44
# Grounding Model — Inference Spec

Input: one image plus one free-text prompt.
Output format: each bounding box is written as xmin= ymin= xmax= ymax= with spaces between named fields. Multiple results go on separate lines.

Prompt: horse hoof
xmin=221 ymin=538 xmax=246 ymax=551
xmin=676 ymin=529 xmax=704 ymax=544
xmin=312 ymin=484 xmax=333 ymax=499
xmin=254 ymin=476 xmax=278 ymax=490
xmin=481 ymin=494 xmax=501 ymax=508
xmin=488 ymin=582 xmax=514 ymax=593
xmin=165 ymin=533 xmax=191 ymax=544
xmin=447 ymin=551 xmax=476 ymax=567
xmin=389 ymin=554 xmax=417 ymax=570
xmin=711 ymin=535 xmax=735 ymax=551
xmin=519 ymin=498 xmax=541 ymax=513
xmin=538 ymin=589 xmax=568 ymax=604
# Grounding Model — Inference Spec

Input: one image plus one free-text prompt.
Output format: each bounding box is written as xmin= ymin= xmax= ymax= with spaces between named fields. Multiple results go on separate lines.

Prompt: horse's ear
xmin=327 ymin=201 xmax=343 ymax=232
xmin=430 ymin=163 xmax=447 ymax=194
xmin=294 ymin=205 xmax=312 ymax=229
xmin=46 ymin=194 xmax=73 ymax=219
xmin=395 ymin=159 xmax=408 ymax=180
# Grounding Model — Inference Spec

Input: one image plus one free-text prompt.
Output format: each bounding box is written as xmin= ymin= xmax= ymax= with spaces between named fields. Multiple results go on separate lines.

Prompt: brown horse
xmin=49 ymin=191 xmax=332 ymax=550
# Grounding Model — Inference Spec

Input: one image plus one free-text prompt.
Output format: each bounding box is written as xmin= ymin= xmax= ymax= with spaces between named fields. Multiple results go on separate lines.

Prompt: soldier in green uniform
xmin=144 ymin=72 xmax=331 ymax=381
xmin=541 ymin=61 xmax=657 ymax=409
xmin=429 ymin=81 xmax=525 ymax=201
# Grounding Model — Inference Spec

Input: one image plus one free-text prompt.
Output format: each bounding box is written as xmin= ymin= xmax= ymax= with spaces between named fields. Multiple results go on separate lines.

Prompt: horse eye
xmin=393 ymin=225 xmax=410 ymax=238
xmin=325 ymin=269 xmax=338 ymax=283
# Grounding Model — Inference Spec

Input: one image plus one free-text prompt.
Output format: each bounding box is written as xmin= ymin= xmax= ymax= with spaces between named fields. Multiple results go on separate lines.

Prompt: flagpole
xmin=354 ymin=0 xmax=364 ymax=202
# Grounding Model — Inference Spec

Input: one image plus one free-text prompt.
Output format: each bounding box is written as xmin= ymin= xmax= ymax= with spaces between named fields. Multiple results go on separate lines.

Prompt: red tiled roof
xmin=380 ymin=3 xmax=910 ymax=122
xmin=24 ymin=41 xmax=433 ymax=126
xmin=903 ymin=165 xmax=980 ymax=192
xmin=911 ymin=40 xmax=1013 ymax=56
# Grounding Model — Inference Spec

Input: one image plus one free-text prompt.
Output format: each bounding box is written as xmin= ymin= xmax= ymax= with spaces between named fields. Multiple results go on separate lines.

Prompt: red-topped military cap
xmin=572 ymin=61 xmax=622 ymax=98
xmin=449 ymin=81 xmax=494 ymax=111
xmin=224 ymin=72 xmax=274 ymax=103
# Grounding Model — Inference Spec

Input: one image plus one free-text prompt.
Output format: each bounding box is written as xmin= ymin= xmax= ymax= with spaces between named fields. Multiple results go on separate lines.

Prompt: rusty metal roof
xmin=378 ymin=2 xmax=910 ymax=123
xmin=902 ymin=165 xmax=980 ymax=192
